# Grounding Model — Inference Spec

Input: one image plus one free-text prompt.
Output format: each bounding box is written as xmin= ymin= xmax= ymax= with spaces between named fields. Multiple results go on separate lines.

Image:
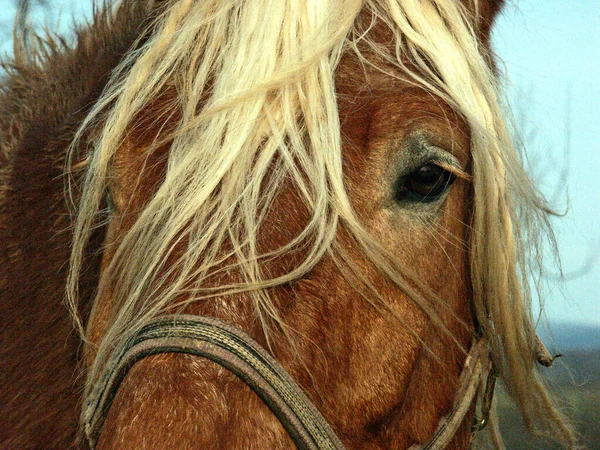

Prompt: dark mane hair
xmin=0 ymin=4 xmax=148 ymax=447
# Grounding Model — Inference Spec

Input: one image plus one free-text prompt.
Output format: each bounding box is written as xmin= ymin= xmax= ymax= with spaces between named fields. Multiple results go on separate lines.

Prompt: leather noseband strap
xmin=83 ymin=315 xmax=346 ymax=450
xmin=83 ymin=315 xmax=491 ymax=449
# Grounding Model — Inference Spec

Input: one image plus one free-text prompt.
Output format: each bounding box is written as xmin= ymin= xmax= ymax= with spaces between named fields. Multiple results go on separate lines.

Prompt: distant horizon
xmin=545 ymin=319 xmax=600 ymax=327
xmin=538 ymin=320 xmax=600 ymax=353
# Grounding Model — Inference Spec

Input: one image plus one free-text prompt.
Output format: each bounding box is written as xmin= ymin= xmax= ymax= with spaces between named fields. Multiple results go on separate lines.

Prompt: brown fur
xmin=0 ymin=1 xmax=504 ymax=449
xmin=0 ymin=4 xmax=154 ymax=449
xmin=91 ymin=44 xmax=478 ymax=450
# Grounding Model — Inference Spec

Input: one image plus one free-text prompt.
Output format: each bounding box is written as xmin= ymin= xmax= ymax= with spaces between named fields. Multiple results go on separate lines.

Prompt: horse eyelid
xmin=430 ymin=160 xmax=472 ymax=182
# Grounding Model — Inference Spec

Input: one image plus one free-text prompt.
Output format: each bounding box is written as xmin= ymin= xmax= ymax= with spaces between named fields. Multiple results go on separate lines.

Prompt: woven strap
xmin=83 ymin=315 xmax=346 ymax=450
xmin=84 ymin=314 xmax=488 ymax=449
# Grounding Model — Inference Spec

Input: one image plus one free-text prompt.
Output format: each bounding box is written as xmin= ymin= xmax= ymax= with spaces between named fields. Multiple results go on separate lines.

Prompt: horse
xmin=0 ymin=0 xmax=577 ymax=448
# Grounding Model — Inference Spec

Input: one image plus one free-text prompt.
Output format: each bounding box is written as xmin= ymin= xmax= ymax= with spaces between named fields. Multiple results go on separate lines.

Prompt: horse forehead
xmin=110 ymin=59 xmax=470 ymax=202
xmin=336 ymin=68 xmax=471 ymax=167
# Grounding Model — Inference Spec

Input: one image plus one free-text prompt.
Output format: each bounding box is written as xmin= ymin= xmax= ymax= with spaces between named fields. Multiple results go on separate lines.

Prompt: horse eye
xmin=394 ymin=164 xmax=457 ymax=203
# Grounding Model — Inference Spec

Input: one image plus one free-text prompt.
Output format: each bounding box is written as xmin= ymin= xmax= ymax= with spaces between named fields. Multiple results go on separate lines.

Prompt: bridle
xmin=83 ymin=315 xmax=502 ymax=449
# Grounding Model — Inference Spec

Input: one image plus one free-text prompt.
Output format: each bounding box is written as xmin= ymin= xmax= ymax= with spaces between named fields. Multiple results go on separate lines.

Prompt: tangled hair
xmin=66 ymin=0 xmax=576 ymax=447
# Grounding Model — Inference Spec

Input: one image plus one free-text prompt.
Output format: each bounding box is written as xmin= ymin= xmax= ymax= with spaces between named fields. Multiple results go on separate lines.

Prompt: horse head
xmin=59 ymin=1 xmax=574 ymax=448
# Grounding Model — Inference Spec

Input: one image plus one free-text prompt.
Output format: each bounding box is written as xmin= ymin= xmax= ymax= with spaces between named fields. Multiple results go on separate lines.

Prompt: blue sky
xmin=493 ymin=1 xmax=600 ymax=325
xmin=1 ymin=1 xmax=598 ymax=326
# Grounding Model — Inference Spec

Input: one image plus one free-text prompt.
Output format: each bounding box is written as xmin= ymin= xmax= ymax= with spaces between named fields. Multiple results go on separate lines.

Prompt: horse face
xmin=86 ymin=2 xmax=503 ymax=448
xmin=92 ymin=48 xmax=473 ymax=450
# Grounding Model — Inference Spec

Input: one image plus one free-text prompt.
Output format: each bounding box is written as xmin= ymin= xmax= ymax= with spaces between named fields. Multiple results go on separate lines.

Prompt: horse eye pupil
xmin=395 ymin=163 xmax=456 ymax=203
xmin=415 ymin=165 xmax=443 ymax=184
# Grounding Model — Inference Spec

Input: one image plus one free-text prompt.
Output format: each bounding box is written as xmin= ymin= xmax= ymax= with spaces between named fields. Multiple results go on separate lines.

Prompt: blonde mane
xmin=67 ymin=0 xmax=575 ymax=446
